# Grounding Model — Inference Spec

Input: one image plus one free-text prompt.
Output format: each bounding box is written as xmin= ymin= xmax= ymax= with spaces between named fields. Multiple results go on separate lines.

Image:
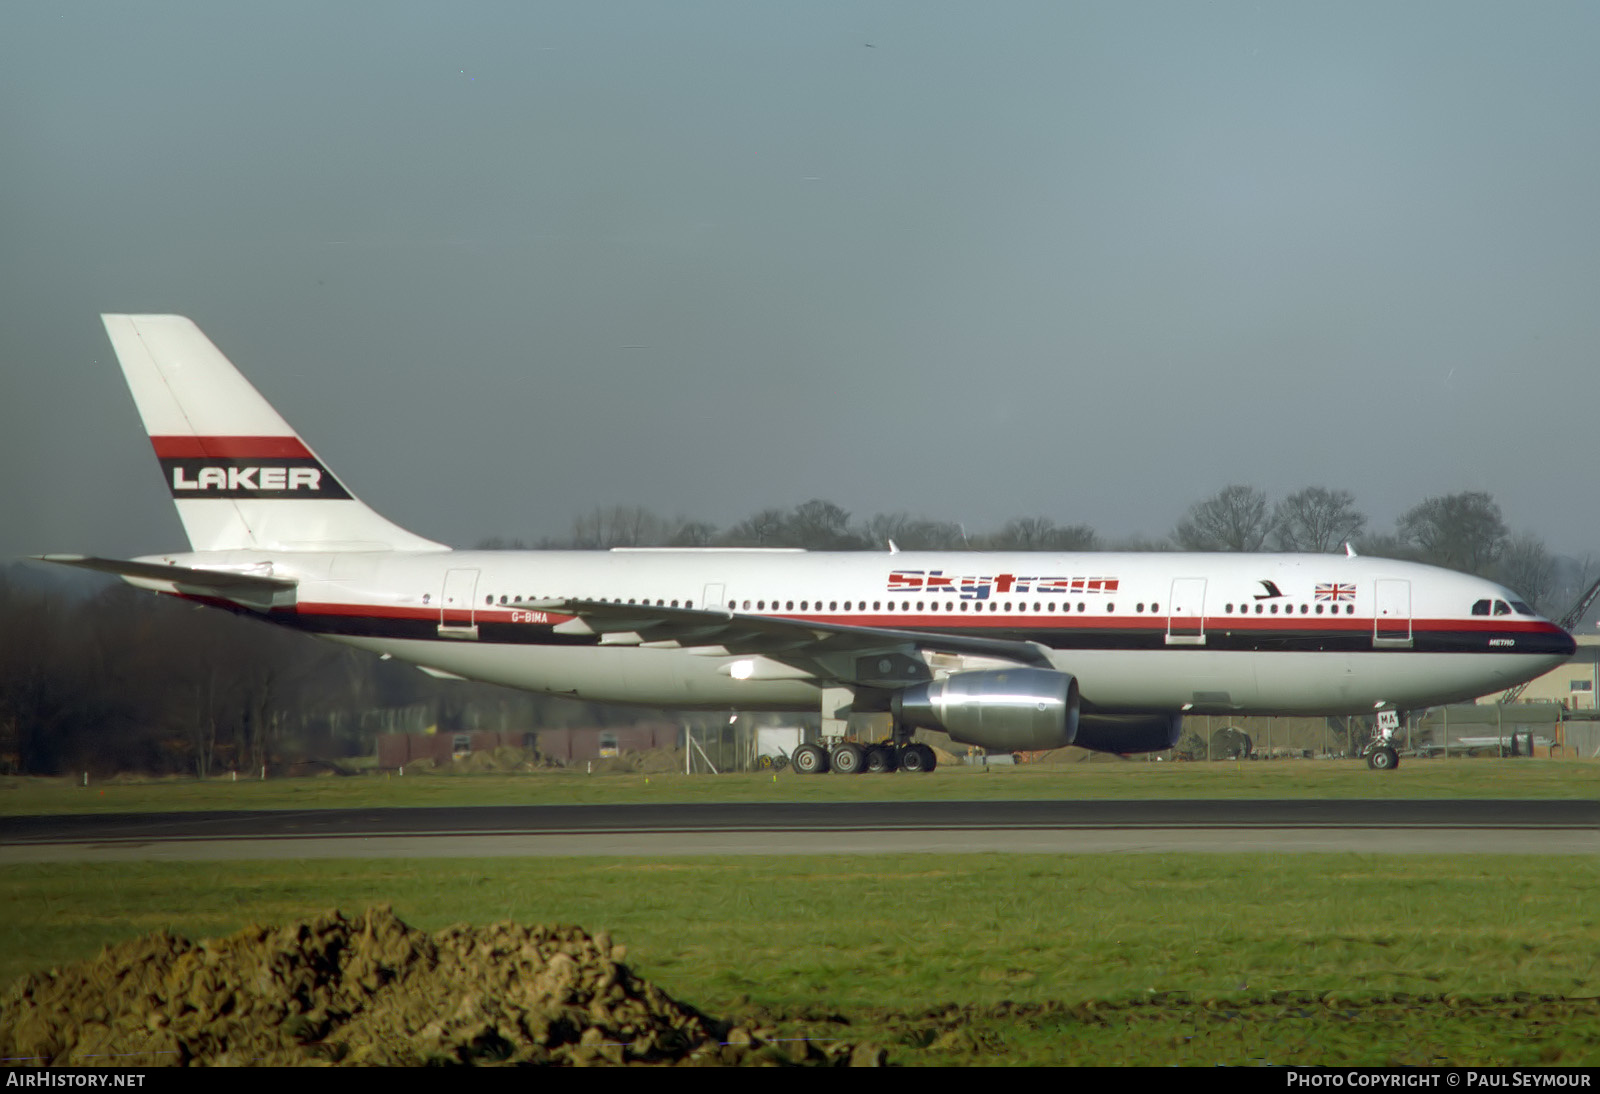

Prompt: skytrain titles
xmin=888 ymin=570 xmax=1120 ymax=602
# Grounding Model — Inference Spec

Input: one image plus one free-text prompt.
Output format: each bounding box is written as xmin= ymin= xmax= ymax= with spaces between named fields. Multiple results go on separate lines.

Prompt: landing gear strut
xmin=889 ymin=715 xmax=936 ymax=773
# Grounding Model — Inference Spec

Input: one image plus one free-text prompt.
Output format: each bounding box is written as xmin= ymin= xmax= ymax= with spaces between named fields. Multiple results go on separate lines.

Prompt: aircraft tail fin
xmin=101 ymin=314 xmax=447 ymax=553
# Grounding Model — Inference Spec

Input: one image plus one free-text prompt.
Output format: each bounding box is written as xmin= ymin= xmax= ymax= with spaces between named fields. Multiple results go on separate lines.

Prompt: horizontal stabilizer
xmin=34 ymin=554 xmax=297 ymax=610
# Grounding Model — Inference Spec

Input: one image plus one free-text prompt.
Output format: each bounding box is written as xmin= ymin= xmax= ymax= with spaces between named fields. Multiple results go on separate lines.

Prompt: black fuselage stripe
xmin=261 ymin=609 xmax=1571 ymax=656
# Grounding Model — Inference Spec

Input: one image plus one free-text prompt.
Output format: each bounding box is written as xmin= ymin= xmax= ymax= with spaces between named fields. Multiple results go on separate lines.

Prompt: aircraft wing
xmin=525 ymin=597 xmax=1053 ymax=689
xmin=34 ymin=555 xmax=298 ymax=611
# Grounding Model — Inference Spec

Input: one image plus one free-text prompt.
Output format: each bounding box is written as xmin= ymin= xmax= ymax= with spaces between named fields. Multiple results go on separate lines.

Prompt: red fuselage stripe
xmin=150 ymin=435 xmax=312 ymax=459
xmin=289 ymin=601 xmax=1565 ymax=638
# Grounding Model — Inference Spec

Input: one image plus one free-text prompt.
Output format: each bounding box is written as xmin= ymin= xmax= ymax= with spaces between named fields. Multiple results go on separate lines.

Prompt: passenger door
xmin=439 ymin=568 xmax=480 ymax=639
xmin=1373 ymin=579 xmax=1412 ymax=648
xmin=1166 ymin=578 xmax=1207 ymax=645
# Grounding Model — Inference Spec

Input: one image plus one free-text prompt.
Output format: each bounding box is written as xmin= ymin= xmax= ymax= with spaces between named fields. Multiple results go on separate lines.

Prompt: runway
xmin=3 ymin=800 xmax=1596 ymax=861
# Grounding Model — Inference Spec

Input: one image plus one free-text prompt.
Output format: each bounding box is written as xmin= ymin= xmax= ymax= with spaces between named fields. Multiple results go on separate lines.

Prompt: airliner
xmin=41 ymin=315 xmax=1577 ymax=773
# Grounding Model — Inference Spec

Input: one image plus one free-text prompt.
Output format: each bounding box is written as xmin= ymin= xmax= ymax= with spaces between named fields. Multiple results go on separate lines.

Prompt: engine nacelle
xmin=893 ymin=669 xmax=1079 ymax=752
xmin=1072 ymin=712 xmax=1184 ymax=754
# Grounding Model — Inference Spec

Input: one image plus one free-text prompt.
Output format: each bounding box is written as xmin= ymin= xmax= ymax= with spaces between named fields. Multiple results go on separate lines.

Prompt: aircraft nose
xmin=1532 ymin=623 xmax=1578 ymax=664
xmin=1552 ymin=624 xmax=1577 ymax=659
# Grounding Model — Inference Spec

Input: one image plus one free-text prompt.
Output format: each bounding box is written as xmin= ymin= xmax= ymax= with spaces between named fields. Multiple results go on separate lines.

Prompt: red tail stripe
xmin=151 ymin=435 xmax=311 ymax=459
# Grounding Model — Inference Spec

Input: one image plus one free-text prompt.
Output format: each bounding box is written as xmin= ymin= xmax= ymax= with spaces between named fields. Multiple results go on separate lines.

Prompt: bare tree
xmin=668 ymin=520 xmax=718 ymax=547
xmin=722 ymin=508 xmax=788 ymax=547
xmin=1352 ymin=532 xmax=1420 ymax=562
xmin=786 ymin=499 xmax=863 ymax=549
xmin=1494 ymin=534 xmax=1557 ymax=612
xmin=1104 ymin=533 xmax=1171 ymax=551
xmin=859 ymin=513 xmax=966 ymax=551
xmin=1396 ymin=491 xmax=1508 ymax=573
xmin=723 ymin=500 xmax=865 ymax=549
xmin=985 ymin=517 xmax=1099 ymax=551
xmin=1174 ymin=485 xmax=1273 ymax=551
xmin=1271 ymin=487 xmax=1366 ymax=553
xmin=568 ymin=505 xmax=673 ymax=549
xmin=1548 ymin=554 xmax=1600 ymax=627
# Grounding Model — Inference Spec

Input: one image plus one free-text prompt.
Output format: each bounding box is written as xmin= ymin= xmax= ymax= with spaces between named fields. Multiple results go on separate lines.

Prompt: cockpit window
xmin=1471 ymin=599 xmax=1491 ymax=616
xmin=1493 ymin=600 xmax=1511 ymax=616
xmin=1510 ymin=601 xmax=1535 ymax=616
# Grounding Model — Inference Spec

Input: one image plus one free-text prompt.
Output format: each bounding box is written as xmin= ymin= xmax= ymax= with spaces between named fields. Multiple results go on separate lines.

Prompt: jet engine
xmin=892 ymin=668 xmax=1079 ymax=752
xmin=1072 ymin=712 xmax=1184 ymax=755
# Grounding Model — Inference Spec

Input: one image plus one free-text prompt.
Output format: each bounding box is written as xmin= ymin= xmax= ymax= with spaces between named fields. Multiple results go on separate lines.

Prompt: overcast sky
xmin=4 ymin=2 xmax=1598 ymax=562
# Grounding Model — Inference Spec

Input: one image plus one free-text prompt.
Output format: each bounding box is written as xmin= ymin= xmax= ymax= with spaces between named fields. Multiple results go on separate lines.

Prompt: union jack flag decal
xmin=1315 ymin=582 xmax=1356 ymax=602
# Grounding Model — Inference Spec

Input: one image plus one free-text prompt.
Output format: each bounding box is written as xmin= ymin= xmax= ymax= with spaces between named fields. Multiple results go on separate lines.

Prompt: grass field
xmin=3 ymin=854 xmax=1598 ymax=1065
xmin=3 ymin=755 xmax=1596 ymax=816
xmin=4 ymin=762 xmax=1597 ymax=1065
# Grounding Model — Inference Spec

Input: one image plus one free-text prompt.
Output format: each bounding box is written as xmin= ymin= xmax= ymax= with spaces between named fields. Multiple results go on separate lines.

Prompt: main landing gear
xmin=792 ymin=688 xmax=936 ymax=774
xmin=790 ymin=738 xmax=937 ymax=775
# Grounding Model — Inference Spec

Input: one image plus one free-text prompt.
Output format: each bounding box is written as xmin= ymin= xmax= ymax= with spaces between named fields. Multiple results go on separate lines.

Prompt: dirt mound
xmin=451 ymin=746 xmax=548 ymax=773
xmin=0 ymin=908 xmax=866 ymax=1067
xmin=636 ymin=749 xmax=686 ymax=774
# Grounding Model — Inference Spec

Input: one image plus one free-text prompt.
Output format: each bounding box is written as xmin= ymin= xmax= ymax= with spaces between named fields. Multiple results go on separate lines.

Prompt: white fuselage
xmin=134 ymin=547 xmax=1576 ymax=717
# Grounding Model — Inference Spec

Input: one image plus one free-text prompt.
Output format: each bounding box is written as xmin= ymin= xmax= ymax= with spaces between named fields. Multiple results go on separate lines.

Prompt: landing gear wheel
xmin=831 ymin=742 xmax=866 ymax=774
xmin=864 ymin=745 xmax=897 ymax=774
xmin=792 ymin=742 xmax=830 ymax=775
xmin=899 ymin=743 xmax=936 ymax=773
xmin=1367 ymin=746 xmax=1399 ymax=771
